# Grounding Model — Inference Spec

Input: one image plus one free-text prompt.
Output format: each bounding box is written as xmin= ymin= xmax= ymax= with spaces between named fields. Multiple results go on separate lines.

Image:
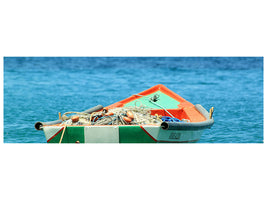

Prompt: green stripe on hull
xmin=45 ymin=125 xmax=201 ymax=143
xmin=119 ymin=126 xmax=156 ymax=143
xmin=48 ymin=126 xmax=84 ymax=143
xmin=48 ymin=129 xmax=64 ymax=143
xmin=66 ymin=126 xmax=85 ymax=143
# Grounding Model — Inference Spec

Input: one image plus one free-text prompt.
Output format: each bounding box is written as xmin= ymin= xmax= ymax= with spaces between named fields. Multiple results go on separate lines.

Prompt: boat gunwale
xmin=160 ymin=104 xmax=214 ymax=131
xmin=41 ymin=104 xmax=214 ymax=131
xmin=42 ymin=124 xmax=162 ymax=128
xmin=106 ymin=84 xmax=193 ymax=110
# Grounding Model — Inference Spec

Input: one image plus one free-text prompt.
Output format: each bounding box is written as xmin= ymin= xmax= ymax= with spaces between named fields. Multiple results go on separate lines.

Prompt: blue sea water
xmin=3 ymin=57 xmax=263 ymax=143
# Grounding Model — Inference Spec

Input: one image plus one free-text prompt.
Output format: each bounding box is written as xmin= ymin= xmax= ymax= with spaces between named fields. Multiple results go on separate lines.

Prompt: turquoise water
xmin=3 ymin=57 xmax=263 ymax=143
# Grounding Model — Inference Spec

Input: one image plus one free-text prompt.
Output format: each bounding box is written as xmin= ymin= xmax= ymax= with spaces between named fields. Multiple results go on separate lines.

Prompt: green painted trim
xmin=48 ymin=129 xmax=64 ymax=143
xmin=65 ymin=126 xmax=85 ymax=143
xmin=119 ymin=126 xmax=156 ymax=143
xmin=48 ymin=126 xmax=84 ymax=143
xmin=124 ymin=91 xmax=180 ymax=109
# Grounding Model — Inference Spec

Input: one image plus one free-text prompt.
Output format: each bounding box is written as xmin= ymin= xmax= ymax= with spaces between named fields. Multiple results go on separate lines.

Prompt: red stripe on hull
xmin=47 ymin=127 xmax=64 ymax=143
xmin=140 ymin=126 xmax=157 ymax=142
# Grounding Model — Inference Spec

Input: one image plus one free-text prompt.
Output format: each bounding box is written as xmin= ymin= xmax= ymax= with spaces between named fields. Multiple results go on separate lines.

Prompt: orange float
xmin=105 ymin=112 xmax=114 ymax=116
xmin=123 ymin=116 xmax=132 ymax=123
xmin=71 ymin=116 xmax=79 ymax=123
xmin=126 ymin=111 xmax=134 ymax=119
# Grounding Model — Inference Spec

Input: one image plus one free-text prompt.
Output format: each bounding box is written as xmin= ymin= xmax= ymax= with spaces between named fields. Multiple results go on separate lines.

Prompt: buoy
xmin=123 ymin=116 xmax=132 ymax=123
xmin=105 ymin=112 xmax=114 ymax=116
xmin=71 ymin=116 xmax=79 ymax=123
xmin=127 ymin=111 xmax=134 ymax=119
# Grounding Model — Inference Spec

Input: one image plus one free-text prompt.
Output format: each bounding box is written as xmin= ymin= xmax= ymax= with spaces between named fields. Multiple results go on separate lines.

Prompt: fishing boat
xmin=35 ymin=84 xmax=214 ymax=143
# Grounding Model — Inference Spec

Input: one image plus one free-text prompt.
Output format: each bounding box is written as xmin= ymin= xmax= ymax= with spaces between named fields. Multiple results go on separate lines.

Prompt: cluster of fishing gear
xmin=59 ymin=94 xmax=191 ymax=126
xmin=61 ymin=105 xmax=163 ymax=126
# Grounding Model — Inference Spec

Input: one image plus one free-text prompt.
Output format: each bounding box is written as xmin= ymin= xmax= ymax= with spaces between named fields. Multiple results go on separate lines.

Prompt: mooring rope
xmin=59 ymin=125 xmax=67 ymax=144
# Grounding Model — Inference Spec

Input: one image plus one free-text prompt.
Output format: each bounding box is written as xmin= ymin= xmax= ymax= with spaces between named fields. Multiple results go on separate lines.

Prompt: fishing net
xmin=61 ymin=106 xmax=162 ymax=126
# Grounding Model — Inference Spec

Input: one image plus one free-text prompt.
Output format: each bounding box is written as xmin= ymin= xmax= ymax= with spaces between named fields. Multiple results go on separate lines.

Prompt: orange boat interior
xmin=106 ymin=84 xmax=207 ymax=123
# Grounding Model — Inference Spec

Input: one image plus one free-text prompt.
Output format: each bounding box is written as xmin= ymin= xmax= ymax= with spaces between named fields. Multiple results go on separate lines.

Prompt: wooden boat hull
xmin=43 ymin=125 xmax=204 ymax=143
xmin=37 ymin=84 xmax=214 ymax=143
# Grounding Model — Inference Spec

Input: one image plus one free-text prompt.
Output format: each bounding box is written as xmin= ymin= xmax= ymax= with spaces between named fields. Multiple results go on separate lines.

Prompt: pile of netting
xmin=61 ymin=106 xmax=162 ymax=126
